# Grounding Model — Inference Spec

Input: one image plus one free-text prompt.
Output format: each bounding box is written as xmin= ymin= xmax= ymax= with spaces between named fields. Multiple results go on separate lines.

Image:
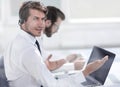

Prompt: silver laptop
xmin=82 ymin=46 xmax=116 ymax=87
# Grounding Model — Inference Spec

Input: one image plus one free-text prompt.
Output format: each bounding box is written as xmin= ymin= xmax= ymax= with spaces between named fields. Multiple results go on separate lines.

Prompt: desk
xmin=98 ymin=83 xmax=120 ymax=87
xmin=50 ymin=47 xmax=120 ymax=86
xmin=104 ymin=62 xmax=120 ymax=86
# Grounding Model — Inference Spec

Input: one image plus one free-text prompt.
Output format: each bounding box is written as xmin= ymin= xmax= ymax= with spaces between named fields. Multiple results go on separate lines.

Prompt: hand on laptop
xmin=82 ymin=55 xmax=109 ymax=77
xmin=90 ymin=55 xmax=108 ymax=72
xmin=66 ymin=54 xmax=78 ymax=62
xmin=74 ymin=57 xmax=85 ymax=70
xmin=66 ymin=54 xmax=85 ymax=70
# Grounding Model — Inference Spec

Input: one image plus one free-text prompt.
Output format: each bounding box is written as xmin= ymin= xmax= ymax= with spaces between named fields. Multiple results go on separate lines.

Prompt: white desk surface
xmin=49 ymin=47 xmax=120 ymax=86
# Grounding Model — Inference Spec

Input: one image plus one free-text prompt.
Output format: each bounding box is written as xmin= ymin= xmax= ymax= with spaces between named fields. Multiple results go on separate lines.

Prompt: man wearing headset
xmin=4 ymin=1 xmax=108 ymax=87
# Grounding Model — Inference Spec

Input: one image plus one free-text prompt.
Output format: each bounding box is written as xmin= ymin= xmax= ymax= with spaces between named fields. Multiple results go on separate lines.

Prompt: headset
xmin=18 ymin=19 xmax=24 ymax=25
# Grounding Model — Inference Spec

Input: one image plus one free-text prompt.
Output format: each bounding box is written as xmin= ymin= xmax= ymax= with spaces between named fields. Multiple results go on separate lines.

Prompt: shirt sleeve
xmin=21 ymin=47 xmax=85 ymax=87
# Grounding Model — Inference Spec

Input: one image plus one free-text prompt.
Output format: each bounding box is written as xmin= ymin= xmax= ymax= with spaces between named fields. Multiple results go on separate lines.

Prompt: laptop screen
xmin=87 ymin=46 xmax=116 ymax=85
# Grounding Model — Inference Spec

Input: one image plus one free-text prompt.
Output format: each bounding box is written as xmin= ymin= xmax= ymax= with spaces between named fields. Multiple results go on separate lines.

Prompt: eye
xmin=41 ymin=17 xmax=46 ymax=21
xmin=33 ymin=16 xmax=39 ymax=20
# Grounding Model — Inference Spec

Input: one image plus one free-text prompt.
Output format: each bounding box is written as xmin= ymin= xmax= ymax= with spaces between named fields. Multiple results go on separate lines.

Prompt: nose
xmin=38 ymin=20 xmax=45 ymax=27
xmin=39 ymin=19 xmax=45 ymax=24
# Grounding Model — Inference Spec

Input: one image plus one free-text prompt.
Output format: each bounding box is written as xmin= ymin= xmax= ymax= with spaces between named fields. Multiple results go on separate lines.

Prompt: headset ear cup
xmin=18 ymin=20 xmax=21 ymax=25
xmin=19 ymin=19 xmax=24 ymax=25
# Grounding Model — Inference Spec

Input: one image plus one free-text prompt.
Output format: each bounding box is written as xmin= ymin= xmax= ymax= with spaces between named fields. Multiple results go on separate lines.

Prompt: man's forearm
xmin=45 ymin=59 xmax=66 ymax=71
xmin=55 ymin=59 xmax=66 ymax=70
xmin=82 ymin=56 xmax=108 ymax=77
xmin=82 ymin=63 xmax=93 ymax=77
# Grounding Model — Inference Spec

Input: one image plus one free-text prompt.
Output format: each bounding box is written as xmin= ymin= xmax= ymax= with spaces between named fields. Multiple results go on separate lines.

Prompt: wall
xmin=43 ymin=23 xmax=120 ymax=49
xmin=0 ymin=22 xmax=120 ymax=55
xmin=0 ymin=0 xmax=120 ymax=54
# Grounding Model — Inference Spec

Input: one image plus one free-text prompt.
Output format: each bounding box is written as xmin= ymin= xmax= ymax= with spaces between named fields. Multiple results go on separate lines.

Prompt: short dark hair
xmin=46 ymin=6 xmax=65 ymax=24
xmin=44 ymin=6 xmax=65 ymax=37
xmin=18 ymin=1 xmax=47 ymax=25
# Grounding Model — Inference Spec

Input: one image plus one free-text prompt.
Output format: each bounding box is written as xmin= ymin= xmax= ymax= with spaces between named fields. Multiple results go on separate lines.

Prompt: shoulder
xmin=11 ymin=34 xmax=35 ymax=54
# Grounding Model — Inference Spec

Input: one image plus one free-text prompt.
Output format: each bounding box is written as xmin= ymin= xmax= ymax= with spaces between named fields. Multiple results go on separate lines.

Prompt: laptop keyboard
xmin=81 ymin=76 xmax=102 ymax=87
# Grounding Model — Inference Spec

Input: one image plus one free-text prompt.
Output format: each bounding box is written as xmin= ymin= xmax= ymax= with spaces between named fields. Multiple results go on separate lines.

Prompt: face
xmin=22 ymin=9 xmax=46 ymax=37
xmin=45 ymin=17 xmax=62 ymax=36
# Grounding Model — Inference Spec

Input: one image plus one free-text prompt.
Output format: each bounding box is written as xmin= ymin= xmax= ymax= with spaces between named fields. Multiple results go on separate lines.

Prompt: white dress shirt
xmin=4 ymin=29 xmax=85 ymax=87
xmin=37 ymin=36 xmax=75 ymax=72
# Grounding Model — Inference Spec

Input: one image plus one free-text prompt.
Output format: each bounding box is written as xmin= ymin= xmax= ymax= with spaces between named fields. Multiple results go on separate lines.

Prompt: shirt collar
xmin=19 ymin=29 xmax=36 ymax=45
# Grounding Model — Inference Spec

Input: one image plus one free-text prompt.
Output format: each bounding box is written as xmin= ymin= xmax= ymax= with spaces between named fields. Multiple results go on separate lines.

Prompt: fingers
xmin=101 ymin=55 xmax=109 ymax=63
xmin=66 ymin=54 xmax=77 ymax=62
xmin=47 ymin=54 xmax=52 ymax=60
xmin=74 ymin=57 xmax=85 ymax=63
xmin=74 ymin=59 xmax=85 ymax=70
xmin=74 ymin=58 xmax=85 ymax=63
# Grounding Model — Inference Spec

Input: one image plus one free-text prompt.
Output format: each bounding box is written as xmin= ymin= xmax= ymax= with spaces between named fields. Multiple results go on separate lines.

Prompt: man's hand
xmin=66 ymin=54 xmax=77 ymax=62
xmin=83 ymin=55 xmax=108 ymax=77
xmin=45 ymin=54 xmax=66 ymax=71
xmin=74 ymin=58 xmax=85 ymax=70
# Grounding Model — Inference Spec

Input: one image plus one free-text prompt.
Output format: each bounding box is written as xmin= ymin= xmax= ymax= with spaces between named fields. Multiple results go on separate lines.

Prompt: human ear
xmin=46 ymin=20 xmax=52 ymax=27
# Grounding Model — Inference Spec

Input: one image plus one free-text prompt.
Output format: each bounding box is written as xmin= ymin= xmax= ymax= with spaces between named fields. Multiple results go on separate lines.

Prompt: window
xmin=40 ymin=0 xmax=61 ymax=8
xmin=10 ymin=0 xmax=22 ymax=17
xmin=10 ymin=0 xmax=61 ymax=17
xmin=62 ymin=0 xmax=120 ymax=23
xmin=9 ymin=0 xmax=40 ymax=24
xmin=8 ymin=0 xmax=61 ymax=24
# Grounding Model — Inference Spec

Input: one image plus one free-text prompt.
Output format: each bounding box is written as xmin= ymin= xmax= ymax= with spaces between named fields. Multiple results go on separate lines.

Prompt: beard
xmin=44 ymin=25 xmax=53 ymax=37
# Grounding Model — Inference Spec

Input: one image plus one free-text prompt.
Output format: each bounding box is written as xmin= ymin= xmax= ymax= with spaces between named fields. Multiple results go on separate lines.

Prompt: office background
xmin=0 ymin=0 xmax=120 ymax=86
xmin=0 ymin=0 xmax=120 ymax=54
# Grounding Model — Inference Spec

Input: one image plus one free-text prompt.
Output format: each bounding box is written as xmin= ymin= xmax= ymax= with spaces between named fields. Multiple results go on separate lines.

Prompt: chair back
xmin=0 ymin=56 xmax=9 ymax=87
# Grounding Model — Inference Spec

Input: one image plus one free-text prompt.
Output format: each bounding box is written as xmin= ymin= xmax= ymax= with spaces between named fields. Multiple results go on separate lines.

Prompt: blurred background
xmin=0 ymin=0 xmax=120 ymax=54
xmin=0 ymin=0 xmax=120 ymax=85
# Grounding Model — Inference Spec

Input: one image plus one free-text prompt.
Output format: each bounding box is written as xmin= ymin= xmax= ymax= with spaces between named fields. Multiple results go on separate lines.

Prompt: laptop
xmin=82 ymin=46 xmax=116 ymax=87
